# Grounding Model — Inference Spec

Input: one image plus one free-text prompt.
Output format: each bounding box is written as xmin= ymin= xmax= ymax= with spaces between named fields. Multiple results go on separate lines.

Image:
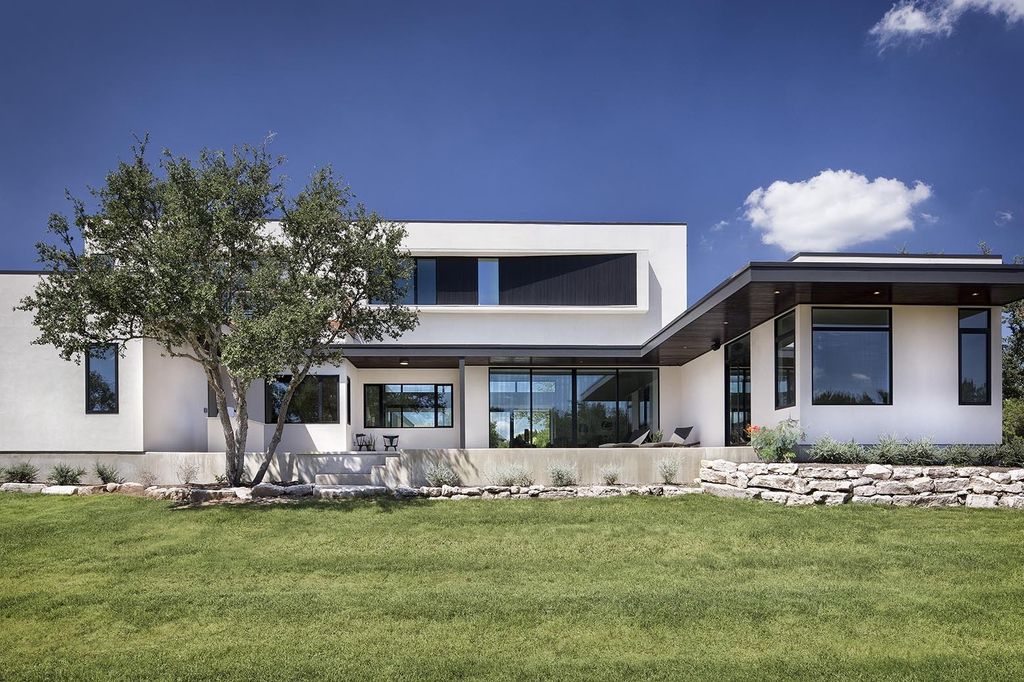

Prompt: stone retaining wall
xmin=0 ymin=481 xmax=703 ymax=504
xmin=699 ymin=459 xmax=1024 ymax=509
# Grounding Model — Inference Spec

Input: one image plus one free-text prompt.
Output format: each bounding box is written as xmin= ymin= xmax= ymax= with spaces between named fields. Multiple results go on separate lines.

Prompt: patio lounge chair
xmin=598 ymin=428 xmax=651 ymax=448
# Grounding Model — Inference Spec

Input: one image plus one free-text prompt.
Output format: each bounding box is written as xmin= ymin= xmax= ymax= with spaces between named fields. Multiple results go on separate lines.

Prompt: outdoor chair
xmin=383 ymin=435 xmax=399 ymax=452
xmin=354 ymin=433 xmax=373 ymax=451
xmin=670 ymin=426 xmax=700 ymax=447
xmin=598 ymin=428 xmax=651 ymax=448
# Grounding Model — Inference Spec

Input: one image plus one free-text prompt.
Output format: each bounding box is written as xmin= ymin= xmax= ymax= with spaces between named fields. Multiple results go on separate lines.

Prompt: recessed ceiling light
xmin=774 ymin=290 xmax=781 ymax=295
xmin=873 ymin=291 xmax=881 ymax=295
xmin=972 ymin=292 xmax=979 ymax=297
xmin=723 ymin=321 xmax=729 ymax=325
xmin=399 ymin=358 xmax=409 ymax=366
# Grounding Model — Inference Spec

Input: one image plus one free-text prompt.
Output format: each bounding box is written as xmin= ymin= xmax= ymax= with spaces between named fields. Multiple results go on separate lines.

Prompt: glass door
xmin=725 ymin=335 xmax=751 ymax=445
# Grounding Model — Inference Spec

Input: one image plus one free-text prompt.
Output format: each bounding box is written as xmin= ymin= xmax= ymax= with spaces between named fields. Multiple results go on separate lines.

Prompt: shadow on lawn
xmin=172 ymin=497 xmax=438 ymax=515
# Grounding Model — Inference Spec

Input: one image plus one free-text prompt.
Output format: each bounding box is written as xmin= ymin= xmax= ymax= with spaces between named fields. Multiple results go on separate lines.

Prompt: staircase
xmin=312 ymin=452 xmax=399 ymax=486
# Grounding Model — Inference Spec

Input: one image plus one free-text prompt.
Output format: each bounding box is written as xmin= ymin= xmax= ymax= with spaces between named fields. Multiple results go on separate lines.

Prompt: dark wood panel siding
xmin=436 ymin=257 xmax=478 ymax=305
xmin=499 ymin=254 xmax=637 ymax=306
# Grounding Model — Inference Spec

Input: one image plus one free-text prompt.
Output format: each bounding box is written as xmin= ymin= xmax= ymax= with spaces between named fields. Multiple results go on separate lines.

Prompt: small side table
xmin=383 ymin=435 xmax=400 ymax=452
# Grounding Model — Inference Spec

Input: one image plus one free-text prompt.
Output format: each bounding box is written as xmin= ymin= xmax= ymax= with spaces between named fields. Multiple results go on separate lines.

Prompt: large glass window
xmin=364 ymin=384 xmax=453 ymax=428
xmin=959 ymin=309 xmax=991 ymax=405
xmin=86 ymin=344 xmax=118 ymax=414
xmin=266 ymin=375 xmax=340 ymax=424
xmin=478 ymin=258 xmax=499 ymax=305
xmin=775 ymin=311 xmax=796 ymax=409
xmin=725 ymin=335 xmax=751 ymax=445
xmin=416 ymin=258 xmax=436 ymax=305
xmin=489 ymin=368 xmax=658 ymax=447
xmin=812 ymin=308 xmax=891 ymax=405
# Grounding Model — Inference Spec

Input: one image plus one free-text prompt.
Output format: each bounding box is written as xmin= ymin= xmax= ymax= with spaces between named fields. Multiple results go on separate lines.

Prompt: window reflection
xmin=812 ymin=308 xmax=891 ymax=405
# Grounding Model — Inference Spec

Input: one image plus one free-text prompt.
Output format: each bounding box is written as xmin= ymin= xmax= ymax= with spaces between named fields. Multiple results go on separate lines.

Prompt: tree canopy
xmin=19 ymin=138 xmax=418 ymax=484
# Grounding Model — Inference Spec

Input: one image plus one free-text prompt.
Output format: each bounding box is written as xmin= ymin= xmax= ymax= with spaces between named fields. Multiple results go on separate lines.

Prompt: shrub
xmin=866 ymin=433 xmax=902 ymax=464
xmin=424 ymin=462 xmax=460 ymax=487
xmin=809 ymin=434 xmax=865 ymax=463
xmin=547 ymin=462 xmax=579 ymax=487
xmin=997 ymin=439 xmax=1024 ymax=467
xmin=901 ymin=437 xmax=941 ymax=465
xmin=748 ymin=419 xmax=805 ymax=463
xmin=94 ymin=462 xmax=124 ymax=485
xmin=490 ymin=463 xmax=535 ymax=487
xmin=650 ymin=430 xmax=664 ymax=444
xmin=4 ymin=462 xmax=39 ymax=483
xmin=176 ymin=458 xmax=200 ymax=485
xmin=598 ymin=463 xmax=623 ymax=485
xmin=138 ymin=469 xmax=158 ymax=488
xmin=943 ymin=443 xmax=975 ymax=466
xmin=656 ymin=458 xmax=679 ymax=483
xmin=50 ymin=463 xmax=86 ymax=486
xmin=1004 ymin=398 xmax=1024 ymax=443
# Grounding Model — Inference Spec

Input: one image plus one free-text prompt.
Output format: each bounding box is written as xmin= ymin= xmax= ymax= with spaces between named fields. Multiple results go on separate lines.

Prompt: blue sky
xmin=1 ymin=0 xmax=1022 ymax=301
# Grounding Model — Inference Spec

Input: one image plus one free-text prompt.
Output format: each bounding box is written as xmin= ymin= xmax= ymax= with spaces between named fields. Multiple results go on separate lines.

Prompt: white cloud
xmin=870 ymin=0 xmax=1024 ymax=48
xmin=920 ymin=212 xmax=940 ymax=224
xmin=711 ymin=220 xmax=729 ymax=232
xmin=743 ymin=169 xmax=932 ymax=252
xmin=995 ymin=210 xmax=1014 ymax=225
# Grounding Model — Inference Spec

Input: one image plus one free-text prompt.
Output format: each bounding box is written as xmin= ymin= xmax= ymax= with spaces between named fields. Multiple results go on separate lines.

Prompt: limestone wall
xmin=699 ymin=459 xmax=1024 ymax=509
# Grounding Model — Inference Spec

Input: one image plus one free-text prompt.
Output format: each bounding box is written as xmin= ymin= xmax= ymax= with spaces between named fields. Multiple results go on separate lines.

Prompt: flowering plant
xmin=747 ymin=419 xmax=805 ymax=463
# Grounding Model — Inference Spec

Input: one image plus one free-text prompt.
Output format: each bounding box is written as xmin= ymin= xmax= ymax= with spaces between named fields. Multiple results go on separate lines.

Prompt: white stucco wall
xmin=677 ymin=347 xmax=725 ymax=447
xmin=0 ymin=274 xmax=145 ymax=452
xmin=797 ymin=305 xmax=1002 ymax=444
xmin=749 ymin=308 xmax=801 ymax=430
xmin=142 ymin=342 xmax=208 ymax=451
xmin=383 ymin=222 xmax=686 ymax=346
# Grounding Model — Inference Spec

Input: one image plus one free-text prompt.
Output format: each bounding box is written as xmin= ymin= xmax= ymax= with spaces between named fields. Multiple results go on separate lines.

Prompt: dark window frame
xmin=774 ymin=309 xmax=796 ymax=410
xmin=724 ymin=334 xmax=751 ymax=445
xmin=958 ymin=308 xmax=992 ymax=406
xmin=811 ymin=307 xmax=893 ymax=406
xmin=85 ymin=343 xmax=119 ymax=414
xmin=363 ymin=383 xmax=454 ymax=429
xmin=487 ymin=367 xmax=659 ymax=447
xmin=264 ymin=375 xmax=340 ymax=424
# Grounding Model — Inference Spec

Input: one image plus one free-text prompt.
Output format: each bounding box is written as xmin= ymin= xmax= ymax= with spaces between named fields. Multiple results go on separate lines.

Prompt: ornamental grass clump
xmin=656 ymin=458 xmax=679 ymax=484
xmin=424 ymin=462 xmax=459 ymax=487
xmin=809 ymin=435 xmax=866 ymax=463
xmin=50 ymin=463 xmax=86 ymax=486
xmin=748 ymin=419 xmax=805 ymax=463
xmin=490 ymin=463 xmax=535 ymax=487
xmin=599 ymin=463 xmax=623 ymax=485
xmin=94 ymin=462 xmax=124 ymax=485
xmin=547 ymin=462 xmax=579 ymax=487
xmin=3 ymin=462 xmax=39 ymax=483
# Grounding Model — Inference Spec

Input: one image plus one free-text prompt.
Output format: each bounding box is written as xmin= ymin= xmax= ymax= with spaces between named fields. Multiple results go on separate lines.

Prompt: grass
xmin=1 ymin=495 xmax=1023 ymax=681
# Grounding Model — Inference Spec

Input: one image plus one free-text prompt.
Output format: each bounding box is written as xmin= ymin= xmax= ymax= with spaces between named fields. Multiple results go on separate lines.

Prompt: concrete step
xmin=315 ymin=473 xmax=373 ymax=485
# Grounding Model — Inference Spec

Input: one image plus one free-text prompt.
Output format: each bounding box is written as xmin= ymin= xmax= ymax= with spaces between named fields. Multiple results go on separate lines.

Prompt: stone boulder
xmin=966 ymin=494 xmax=999 ymax=509
xmin=748 ymin=474 xmax=809 ymax=494
xmin=0 ymin=483 xmax=46 ymax=494
xmin=862 ymin=464 xmax=892 ymax=480
xmin=812 ymin=491 xmax=850 ymax=506
xmin=41 ymin=485 xmax=78 ymax=496
xmin=699 ymin=468 xmax=727 ymax=484
xmin=765 ymin=463 xmax=798 ymax=475
xmin=703 ymin=482 xmax=761 ymax=500
xmin=933 ymin=477 xmax=969 ymax=493
xmin=801 ymin=466 xmax=849 ymax=480
xmin=252 ymin=483 xmax=286 ymax=498
xmin=891 ymin=467 xmax=924 ymax=481
xmin=852 ymin=495 xmax=893 ymax=505
xmin=282 ymin=484 xmax=314 ymax=497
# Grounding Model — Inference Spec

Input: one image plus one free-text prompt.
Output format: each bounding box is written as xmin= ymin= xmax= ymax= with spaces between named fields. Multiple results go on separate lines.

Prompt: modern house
xmin=2 ymin=221 xmax=1023 ymax=483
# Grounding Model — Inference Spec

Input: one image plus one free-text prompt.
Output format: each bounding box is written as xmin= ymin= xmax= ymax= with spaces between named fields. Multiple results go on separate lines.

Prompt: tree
xmin=18 ymin=138 xmax=418 ymax=485
xmin=1004 ymin=299 xmax=1024 ymax=401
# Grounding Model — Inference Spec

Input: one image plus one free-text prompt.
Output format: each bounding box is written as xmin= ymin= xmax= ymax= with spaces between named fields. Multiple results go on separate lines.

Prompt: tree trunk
xmin=250 ymin=369 xmax=308 ymax=485
xmin=205 ymin=366 xmax=250 ymax=487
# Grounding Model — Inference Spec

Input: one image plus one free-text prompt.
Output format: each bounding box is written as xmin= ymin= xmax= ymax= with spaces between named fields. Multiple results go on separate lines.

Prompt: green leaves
xmin=19 ymin=139 xmax=419 ymax=482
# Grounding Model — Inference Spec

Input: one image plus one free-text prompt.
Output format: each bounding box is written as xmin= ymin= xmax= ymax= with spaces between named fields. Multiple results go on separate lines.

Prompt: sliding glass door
xmin=489 ymin=368 xmax=658 ymax=447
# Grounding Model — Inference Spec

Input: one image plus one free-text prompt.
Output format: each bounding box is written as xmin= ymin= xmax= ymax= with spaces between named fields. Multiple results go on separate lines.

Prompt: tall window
xmin=725 ymin=335 xmax=751 ymax=445
xmin=374 ymin=257 xmax=436 ymax=305
xmin=86 ymin=344 xmax=118 ymax=414
xmin=959 ymin=309 xmax=991 ymax=405
xmin=364 ymin=384 xmax=453 ymax=428
xmin=812 ymin=308 xmax=891 ymax=405
xmin=775 ymin=311 xmax=796 ymax=409
xmin=488 ymin=368 xmax=658 ymax=447
xmin=265 ymin=375 xmax=339 ymax=423
xmin=478 ymin=258 xmax=499 ymax=305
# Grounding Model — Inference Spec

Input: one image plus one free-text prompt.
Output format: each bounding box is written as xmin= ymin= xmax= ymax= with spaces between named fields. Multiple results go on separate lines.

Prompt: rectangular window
xmin=725 ymin=335 xmax=751 ymax=445
xmin=959 ymin=309 xmax=991 ymax=405
xmin=346 ymin=377 xmax=352 ymax=425
xmin=812 ymin=308 xmax=891 ymax=405
xmin=265 ymin=375 xmax=340 ymax=424
xmin=363 ymin=384 xmax=454 ymax=428
xmin=775 ymin=311 xmax=796 ymax=409
xmin=478 ymin=258 xmax=499 ymax=305
xmin=488 ymin=368 xmax=658 ymax=447
xmin=416 ymin=258 xmax=436 ymax=305
xmin=86 ymin=344 xmax=119 ymax=414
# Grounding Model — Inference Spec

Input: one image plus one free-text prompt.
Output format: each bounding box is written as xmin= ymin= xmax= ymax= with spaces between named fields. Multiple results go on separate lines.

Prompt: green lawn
xmin=1 ymin=496 xmax=1023 ymax=681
